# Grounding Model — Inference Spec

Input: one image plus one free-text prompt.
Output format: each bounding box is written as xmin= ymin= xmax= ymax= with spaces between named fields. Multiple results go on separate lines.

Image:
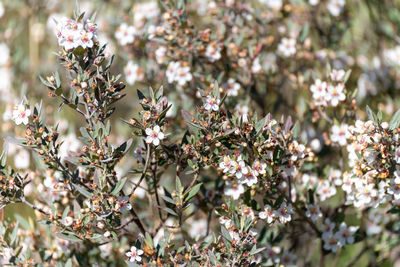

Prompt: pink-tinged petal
xmin=154 ymin=125 xmax=160 ymax=133
xmin=153 ymin=138 xmax=160 ymax=146
xmin=145 ymin=128 xmax=152 ymax=135
xmin=158 ymin=132 xmax=164 ymax=140
xmin=145 ymin=136 xmax=153 ymax=144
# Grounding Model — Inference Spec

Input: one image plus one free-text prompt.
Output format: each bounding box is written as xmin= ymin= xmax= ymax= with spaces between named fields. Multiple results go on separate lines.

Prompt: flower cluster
xmin=56 ymin=18 xmax=97 ymax=50
xmin=310 ymin=69 xmax=348 ymax=107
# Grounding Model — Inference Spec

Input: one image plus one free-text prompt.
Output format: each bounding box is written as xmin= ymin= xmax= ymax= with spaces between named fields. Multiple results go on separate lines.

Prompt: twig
xmin=129 ymin=144 xmax=151 ymax=201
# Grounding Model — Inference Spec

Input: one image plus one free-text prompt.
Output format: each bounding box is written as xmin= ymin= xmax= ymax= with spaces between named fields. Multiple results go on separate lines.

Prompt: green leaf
xmin=366 ymin=105 xmax=377 ymax=124
xmin=155 ymin=86 xmax=164 ymax=100
xmin=221 ymin=225 xmax=232 ymax=242
xmin=184 ymin=183 xmax=202 ymax=202
xmin=254 ymin=117 xmax=266 ymax=134
xmin=111 ymin=177 xmax=127 ymax=196
xmin=56 ymin=233 xmax=82 ymax=242
xmin=389 ymin=109 xmax=400 ymax=130
xmin=55 ymin=71 xmax=61 ymax=88
xmin=74 ymin=184 xmax=93 ymax=198
xmin=163 ymin=207 xmax=178 ymax=216
xmin=11 ymin=222 xmax=19 ymax=245
xmin=176 ymin=176 xmax=183 ymax=194
xmin=250 ymin=245 xmax=266 ymax=255
xmin=292 ymin=122 xmax=300 ymax=138
xmin=39 ymin=75 xmax=53 ymax=88
xmin=62 ymin=206 xmax=70 ymax=221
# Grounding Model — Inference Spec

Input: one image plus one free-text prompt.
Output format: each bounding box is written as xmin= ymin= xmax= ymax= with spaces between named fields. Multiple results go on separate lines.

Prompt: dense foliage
xmin=2 ymin=0 xmax=400 ymax=266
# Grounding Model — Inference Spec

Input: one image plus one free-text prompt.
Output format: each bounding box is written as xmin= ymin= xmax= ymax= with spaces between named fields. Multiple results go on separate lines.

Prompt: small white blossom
xmin=305 ymin=204 xmax=322 ymax=222
xmin=322 ymin=232 xmax=340 ymax=252
xmin=204 ymin=95 xmax=220 ymax=112
xmin=205 ymin=44 xmax=221 ymax=62
xmin=276 ymin=202 xmax=293 ymax=223
xmin=124 ymin=61 xmax=144 ymax=85
xmin=225 ymin=78 xmax=240 ymax=96
xmin=330 ymin=69 xmax=346 ymax=82
xmin=334 ymin=222 xmax=358 ymax=246
xmin=331 ymin=124 xmax=350 ymax=146
xmin=327 ymin=0 xmax=345 ymax=17
xmin=115 ymin=23 xmax=136 ymax=46
xmin=251 ymin=57 xmax=262 ymax=73
xmin=277 ymin=38 xmax=296 ymax=57
xmin=63 ymin=216 xmax=74 ymax=227
xmin=145 ymin=125 xmax=165 ymax=146
xmin=259 ymin=204 xmax=275 ymax=223
xmin=224 ymin=182 xmax=244 ymax=200
xmin=126 ymin=246 xmax=144 ymax=262
xmin=12 ymin=103 xmax=31 ymax=125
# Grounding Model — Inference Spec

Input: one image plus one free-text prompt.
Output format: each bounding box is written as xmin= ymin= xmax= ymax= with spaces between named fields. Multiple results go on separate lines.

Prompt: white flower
xmin=205 ymin=44 xmax=221 ymax=62
xmin=263 ymin=245 xmax=281 ymax=263
xmin=0 ymin=42 xmax=9 ymax=66
xmin=225 ymin=78 xmax=240 ymax=96
xmin=280 ymin=251 xmax=297 ymax=266
xmin=277 ymin=38 xmax=296 ymax=57
xmin=233 ymin=157 xmax=248 ymax=179
xmin=327 ymin=83 xmax=346 ymax=106
xmin=322 ymin=218 xmax=335 ymax=235
xmin=59 ymin=133 xmax=81 ymax=161
xmin=55 ymin=18 xmax=96 ymax=50
xmin=327 ymin=0 xmax=345 ymax=17
xmin=305 ymin=204 xmax=322 ymax=222
xmin=133 ymin=1 xmax=160 ymax=28
xmin=240 ymin=170 xmax=258 ymax=186
xmin=322 ymin=232 xmax=339 ymax=252
xmin=259 ymin=204 xmax=275 ymax=223
xmin=317 ymin=180 xmax=337 ymax=201
xmin=126 ymin=246 xmax=144 ymax=262
xmin=252 ymin=160 xmax=267 ymax=176
xmin=166 ymin=61 xmax=180 ymax=83
xmin=330 ymin=69 xmax=346 ymax=82
xmin=124 ymin=61 xmax=144 ymax=85
xmin=276 ymin=202 xmax=293 ymax=223
xmin=12 ymin=103 xmax=31 ymax=125
xmin=204 ymin=95 xmax=220 ymax=112
xmin=387 ymin=173 xmax=400 ymax=200
xmin=115 ymin=23 xmax=136 ymax=46
xmin=259 ymin=0 xmax=282 ymax=11
xmin=251 ymin=57 xmax=262 ymax=73
xmin=309 ymin=0 xmax=319 ymax=5
xmin=329 ymin=169 xmax=343 ymax=186
xmin=188 ymin=219 xmax=207 ymax=238
xmin=224 ymin=182 xmax=244 ymax=200
xmin=331 ymin=124 xmax=349 ymax=146
xmin=85 ymin=20 xmax=98 ymax=36
xmin=78 ymin=30 xmax=94 ymax=48
xmin=310 ymin=79 xmax=328 ymax=106
xmin=219 ymin=156 xmax=233 ymax=173
xmin=334 ymin=222 xmax=358 ymax=246
xmin=0 ymin=1 xmax=4 ymax=18
xmin=155 ymin=46 xmax=167 ymax=64
xmin=14 ymin=149 xmax=30 ymax=169
xmin=145 ymin=125 xmax=165 ymax=146
xmin=175 ymin=65 xmax=192 ymax=86
xmin=63 ymin=216 xmax=74 ymax=227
